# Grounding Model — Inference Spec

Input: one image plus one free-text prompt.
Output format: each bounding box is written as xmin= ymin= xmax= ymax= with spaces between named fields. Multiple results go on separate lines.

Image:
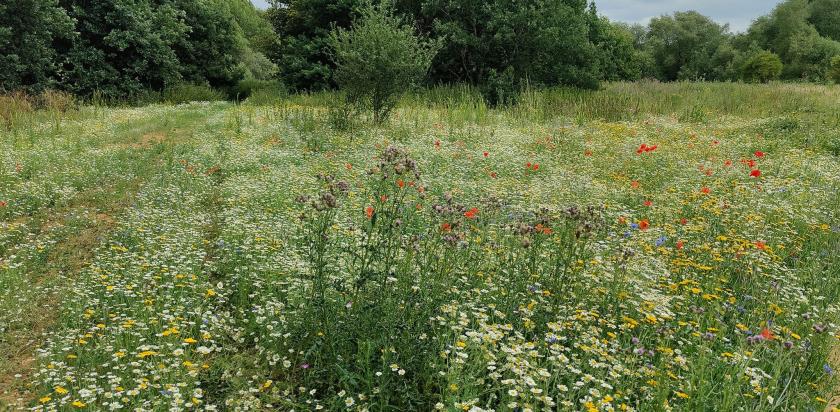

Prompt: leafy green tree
xmin=590 ymin=18 xmax=643 ymax=81
xmin=330 ymin=1 xmax=439 ymax=123
xmin=645 ymin=11 xmax=732 ymax=81
xmin=784 ymin=27 xmax=840 ymax=80
xmin=228 ymin=0 xmax=277 ymax=53
xmin=56 ymin=0 xmax=188 ymax=97
xmin=423 ymin=0 xmax=599 ymax=91
xmin=165 ymin=0 xmax=246 ymax=89
xmin=266 ymin=0 xmax=362 ymax=91
xmin=808 ymin=0 xmax=840 ymax=42
xmin=741 ymin=50 xmax=783 ymax=83
xmin=0 ymin=0 xmax=73 ymax=92
xmin=829 ymin=55 xmax=840 ymax=83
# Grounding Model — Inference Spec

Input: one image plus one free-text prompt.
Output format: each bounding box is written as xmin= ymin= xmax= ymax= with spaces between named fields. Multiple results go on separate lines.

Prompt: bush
xmin=829 ymin=55 xmax=840 ymax=84
xmin=161 ymin=84 xmax=225 ymax=104
xmin=741 ymin=51 xmax=784 ymax=83
xmin=482 ymin=67 xmax=520 ymax=107
xmin=329 ymin=1 xmax=439 ymax=123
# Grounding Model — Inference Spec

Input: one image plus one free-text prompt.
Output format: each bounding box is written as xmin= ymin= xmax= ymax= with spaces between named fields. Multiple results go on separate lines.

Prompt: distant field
xmin=1 ymin=83 xmax=839 ymax=411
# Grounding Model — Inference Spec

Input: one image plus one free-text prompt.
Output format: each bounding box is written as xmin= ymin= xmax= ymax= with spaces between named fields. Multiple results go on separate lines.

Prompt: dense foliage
xmin=3 ymin=0 xmax=840 ymax=101
xmin=0 ymin=0 xmax=73 ymax=92
xmin=267 ymin=0 xmax=640 ymax=94
xmin=0 ymin=0 xmax=274 ymax=97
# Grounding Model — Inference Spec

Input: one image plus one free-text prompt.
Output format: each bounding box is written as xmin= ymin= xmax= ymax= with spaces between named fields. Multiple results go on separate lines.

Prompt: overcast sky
xmin=250 ymin=0 xmax=782 ymax=33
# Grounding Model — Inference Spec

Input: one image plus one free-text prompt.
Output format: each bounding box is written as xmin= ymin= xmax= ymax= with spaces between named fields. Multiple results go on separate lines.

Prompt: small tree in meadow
xmin=329 ymin=1 xmax=439 ymax=124
xmin=829 ymin=55 xmax=840 ymax=84
xmin=741 ymin=51 xmax=783 ymax=83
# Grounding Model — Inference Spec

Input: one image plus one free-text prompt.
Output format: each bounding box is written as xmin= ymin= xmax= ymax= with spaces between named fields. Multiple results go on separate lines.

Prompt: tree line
xmin=0 ymin=0 xmax=275 ymax=98
xmin=2 ymin=0 xmax=839 ymax=101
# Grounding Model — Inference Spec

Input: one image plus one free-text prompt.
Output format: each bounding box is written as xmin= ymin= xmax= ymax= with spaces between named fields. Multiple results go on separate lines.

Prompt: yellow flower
xmin=137 ymin=350 xmax=157 ymax=358
xmin=72 ymin=400 xmax=87 ymax=408
xmin=184 ymin=337 xmax=197 ymax=344
xmin=39 ymin=396 xmax=51 ymax=404
xmin=205 ymin=289 xmax=216 ymax=297
xmin=675 ymin=391 xmax=690 ymax=399
xmin=55 ymin=386 xmax=69 ymax=395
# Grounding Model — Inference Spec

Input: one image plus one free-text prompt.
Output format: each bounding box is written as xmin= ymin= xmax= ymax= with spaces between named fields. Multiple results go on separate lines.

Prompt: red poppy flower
xmin=676 ymin=240 xmax=684 ymax=250
xmin=750 ymin=169 xmax=761 ymax=178
xmin=464 ymin=207 xmax=479 ymax=219
xmin=747 ymin=159 xmax=756 ymax=169
xmin=0 ymin=200 xmax=6 ymax=207
xmin=526 ymin=162 xmax=532 ymax=168
xmin=760 ymin=327 xmax=774 ymax=340
xmin=380 ymin=194 xmax=388 ymax=203
xmin=637 ymin=143 xmax=657 ymax=154
xmin=441 ymin=222 xmax=452 ymax=232
xmin=397 ymin=179 xmax=405 ymax=188
xmin=701 ymin=187 xmax=711 ymax=194
xmin=345 ymin=163 xmax=353 ymax=170
xmin=434 ymin=140 xmax=441 ymax=149
xmin=535 ymin=223 xmax=552 ymax=235
xmin=755 ymin=241 xmax=766 ymax=250
xmin=680 ymin=217 xmax=688 ymax=225
xmin=754 ymin=151 xmax=765 ymax=158
xmin=631 ymin=181 xmax=640 ymax=189
xmin=532 ymin=164 xmax=539 ymax=171
xmin=636 ymin=144 xmax=646 ymax=154
xmin=639 ymin=219 xmax=650 ymax=230
xmin=643 ymin=200 xmax=653 ymax=207
xmin=483 ymin=151 xmax=489 ymax=158
xmin=490 ymin=171 xmax=497 ymax=179
xmin=713 ymin=140 xmax=719 ymax=145
xmin=584 ymin=150 xmax=592 ymax=157
xmin=365 ymin=206 xmax=374 ymax=220
xmin=724 ymin=160 xmax=732 ymax=167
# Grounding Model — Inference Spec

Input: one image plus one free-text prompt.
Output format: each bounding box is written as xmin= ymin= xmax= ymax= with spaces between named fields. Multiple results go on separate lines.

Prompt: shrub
xmin=161 ymin=84 xmax=225 ymax=104
xmin=329 ymin=1 xmax=439 ymax=123
xmin=829 ymin=55 xmax=840 ymax=84
xmin=741 ymin=51 xmax=783 ymax=83
xmin=481 ymin=67 xmax=520 ymax=107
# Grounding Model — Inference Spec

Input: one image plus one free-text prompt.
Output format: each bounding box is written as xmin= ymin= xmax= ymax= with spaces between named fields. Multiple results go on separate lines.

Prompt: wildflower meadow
xmin=1 ymin=82 xmax=839 ymax=411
